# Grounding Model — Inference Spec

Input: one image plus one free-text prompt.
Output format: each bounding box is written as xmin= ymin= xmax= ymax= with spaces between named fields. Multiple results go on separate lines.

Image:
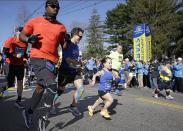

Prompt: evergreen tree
xmin=86 ymin=8 xmax=104 ymax=58
xmin=172 ymin=9 xmax=183 ymax=57
xmin=105 ymin=3 xmax=131 ymax=56
xmin=105 ymin=0 xmax=183 ymax=59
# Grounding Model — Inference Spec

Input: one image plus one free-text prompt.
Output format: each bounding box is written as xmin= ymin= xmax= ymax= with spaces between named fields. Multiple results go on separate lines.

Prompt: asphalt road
xmin=0 ymin=82 xmax=183 ymax=131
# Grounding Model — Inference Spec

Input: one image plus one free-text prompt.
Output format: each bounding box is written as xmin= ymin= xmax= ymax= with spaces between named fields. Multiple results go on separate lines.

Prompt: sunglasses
xmin=77 ymin=35 xmax=83 ymax=39
xmin=48 ymin=4 xmax=60 ymax=9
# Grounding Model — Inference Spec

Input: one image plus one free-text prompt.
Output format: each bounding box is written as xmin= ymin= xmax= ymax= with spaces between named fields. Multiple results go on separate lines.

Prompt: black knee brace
xmin=43 ymin=83 xmax=57 ymax=108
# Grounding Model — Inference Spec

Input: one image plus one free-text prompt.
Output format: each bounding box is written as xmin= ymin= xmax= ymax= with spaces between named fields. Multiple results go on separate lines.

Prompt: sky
xmin=0 ymin=0 xmax=125 ymax=49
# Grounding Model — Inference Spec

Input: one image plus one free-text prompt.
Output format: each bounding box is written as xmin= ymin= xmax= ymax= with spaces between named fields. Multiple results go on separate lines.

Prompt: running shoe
xmin=166 ymin=95 xmax=174 ymax=100
xmin=153 ymin=94 xmax=158 ymax=99
xmin=100 ymin=109 xmax=110 ymax=118
xmin=7 ymin=87 xmax=16 ymax=91
xmin=114 ymin=89 xmax=122 ymax=96
xmin=68 ymin=105 xmax=82 ymax=117
xmin=88 ymin=106 xmax=94 ymax=117
xmin=22 ymin=109 xmax=33 ymax=128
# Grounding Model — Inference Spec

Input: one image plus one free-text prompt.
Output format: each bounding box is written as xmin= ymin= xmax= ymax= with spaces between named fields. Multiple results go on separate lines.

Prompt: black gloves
xmin=27 ymin=34 xmax=40 ymax=44
xmin=2 ymin=47 xmax=10 ymax=58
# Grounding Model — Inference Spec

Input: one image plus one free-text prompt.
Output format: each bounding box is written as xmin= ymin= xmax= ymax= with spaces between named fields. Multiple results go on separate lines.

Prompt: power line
xmin=61 ymin=0 xmax=75 ymax=7
xmin=61 ymin=0 xmax=107 ymax=16
xmin=62 ymin=0 xmax=84 ymax=10
xmin=36 ymin=0 xmax=90 ymax=18
xmin=24 ymin=0 xmax=63 ymax=22
xmin=24 ymin=2 xmax=44 ymax=23
xmin=62 ymin=0 xmax=90 ymax=14
xmin=21 ymin=0 xmax=124 ymax=23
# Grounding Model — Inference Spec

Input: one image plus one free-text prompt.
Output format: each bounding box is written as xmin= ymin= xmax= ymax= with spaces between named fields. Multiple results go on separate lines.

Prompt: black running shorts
xmin=58 ymin=69 xmax=82 ymax=87
xmin=30 ymin=58 xmax=57 ymax=87
xmin=98 ymin=90 xmax=109 ymax=99
xmin=5 ymin=63 xmax=24 ymax=87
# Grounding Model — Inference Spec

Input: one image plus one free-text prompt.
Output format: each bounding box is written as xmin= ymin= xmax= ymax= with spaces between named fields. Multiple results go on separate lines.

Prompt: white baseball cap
xmin=178 ymin=57 xmax=182 ymax=61
xmin=125 ymin=58 xmax=129 ymax=61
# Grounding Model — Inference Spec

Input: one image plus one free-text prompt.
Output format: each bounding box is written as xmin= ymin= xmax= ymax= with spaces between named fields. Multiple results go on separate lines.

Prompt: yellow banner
xmin=134 ymin=34 xmax=151 ymax=62
xmin=133 ymin=24 xmax=151 ymax=62
xmin=133 ymin=33 xmax=146 ymax=62
xmin=133 ymin=37 xmax=141 ymax=61
xmin=145 ymin=35 xmax=152 ymax=61
xmin=140 ymin=34 xmax=146 ymax=61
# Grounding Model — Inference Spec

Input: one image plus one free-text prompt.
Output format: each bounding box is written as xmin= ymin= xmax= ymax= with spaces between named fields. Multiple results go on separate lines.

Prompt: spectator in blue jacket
xmin=173 ymin=57 xmax=183 ymax=93
xmin=86 ymin=57 xmax=97 ymax=71
xmin=136 ymin=60 xmax=144 ymax=88
xmin=85 ymin=57 xmax=97 ymax=79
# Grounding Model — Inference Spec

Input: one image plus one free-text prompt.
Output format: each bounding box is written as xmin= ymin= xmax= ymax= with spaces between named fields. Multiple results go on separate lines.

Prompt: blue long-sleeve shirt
xmin=173 ymin=63 xmax=183 ymax=78
xmin=124 ymin=62 xmax=131 ymax=72
xmin=86 ymin=58 xmax=97 ymax=71
xmin=136 ymin=63 xmax=144 ymax=74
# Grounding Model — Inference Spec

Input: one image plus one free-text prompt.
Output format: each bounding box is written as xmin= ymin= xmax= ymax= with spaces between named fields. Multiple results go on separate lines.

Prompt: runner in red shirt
xmin=19 ymin=0 xmax=67 ymax=130
xmin=2 ymin=27 xmax=28 ymax=109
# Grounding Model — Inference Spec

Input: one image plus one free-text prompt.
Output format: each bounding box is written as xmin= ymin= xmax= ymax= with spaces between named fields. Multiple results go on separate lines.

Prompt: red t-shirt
xmin=3 ymin=37 xmax=28 ymax=65
xmin=23 ymin=16 xmax=67 ymax=63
